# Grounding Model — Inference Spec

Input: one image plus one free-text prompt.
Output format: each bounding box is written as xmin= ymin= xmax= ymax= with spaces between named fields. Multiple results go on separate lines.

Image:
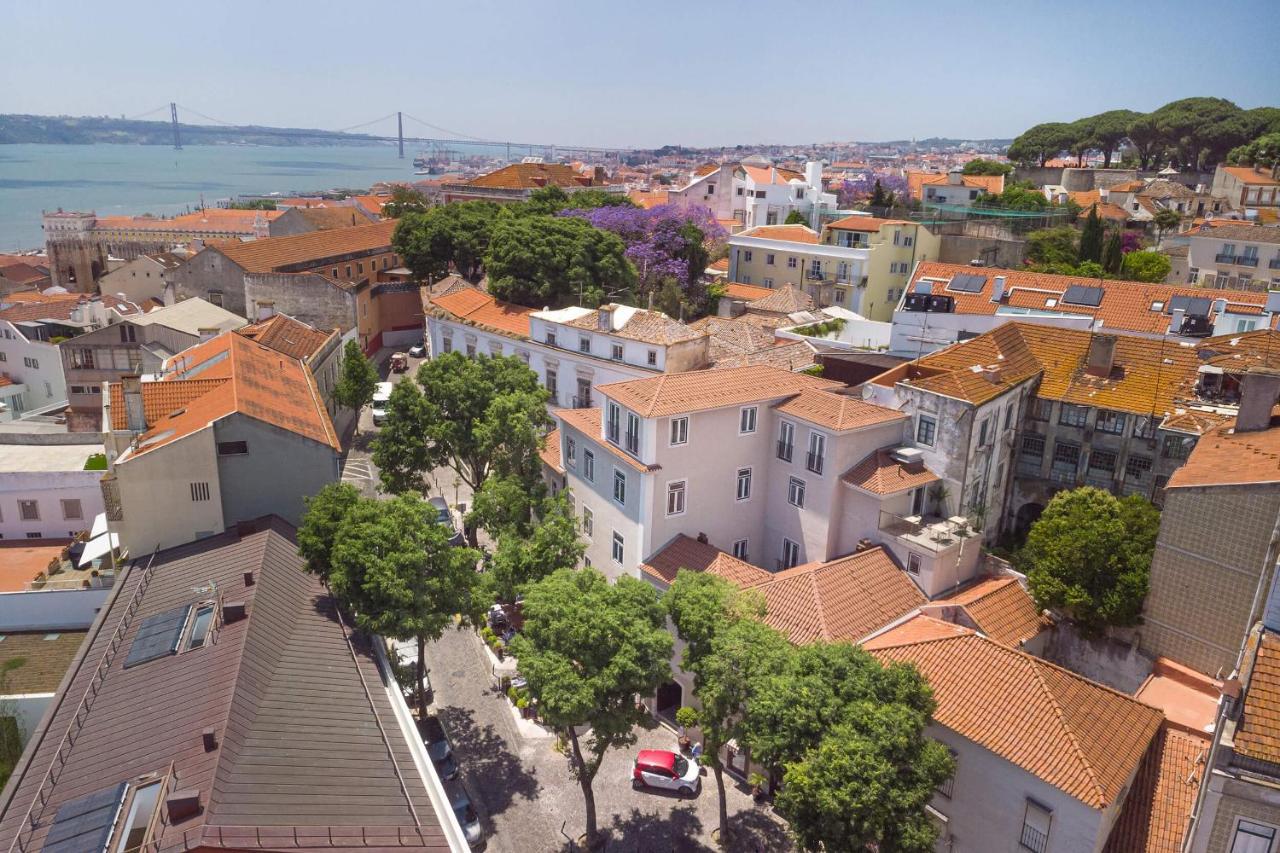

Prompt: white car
xmin=371 ymin=381 xmax=393 ymax=425
xmin=631 ymin=749 xmax=700 ymax=797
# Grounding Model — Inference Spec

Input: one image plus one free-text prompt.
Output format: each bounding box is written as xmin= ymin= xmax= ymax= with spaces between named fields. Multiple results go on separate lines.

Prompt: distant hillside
xmin=0 ymin=114 xmax=389 ymax=147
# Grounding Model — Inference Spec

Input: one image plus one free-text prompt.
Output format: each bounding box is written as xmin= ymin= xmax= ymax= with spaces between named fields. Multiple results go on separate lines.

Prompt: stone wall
xmin=243 ymin=273 xmax=356 ymax=333
xmin=1040 ymin=623 xmax=1154 ymax=693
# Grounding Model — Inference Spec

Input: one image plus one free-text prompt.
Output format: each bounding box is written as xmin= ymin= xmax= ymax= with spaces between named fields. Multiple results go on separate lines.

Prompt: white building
xmin=1184 ymin=221 xmax=1280 ymax=291
xmin=725 ymin=224 xmax=871 ymax=310
xmin=668 ymin=157 xmax=837 ymax=230
xmin=553 ymin=364 xmax=981 ymax=590
xmin=0 ymin=443 xmax=105 ymax=540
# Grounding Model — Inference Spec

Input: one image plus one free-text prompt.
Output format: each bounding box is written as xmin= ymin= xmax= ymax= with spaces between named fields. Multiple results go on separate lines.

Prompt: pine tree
xmin=1101 ymin=230 xmax=1123 ymax=275
xmin=1079 ymin=204 xmax=1104 ymax=263
xmin=869 ymin=179 xmax=889 ymax=208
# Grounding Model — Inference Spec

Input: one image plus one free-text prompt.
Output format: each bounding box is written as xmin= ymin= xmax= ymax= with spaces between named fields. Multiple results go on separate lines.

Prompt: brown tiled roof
xmin=539 ymin=428 xmax=564 ymax=475
xmin=92 ymin=208 xmax=283 ymax=234
xmin=213 ymin=220 xmax=397 ymax=274
xmin=909 ymin=262 xmax=1268 ymax=335
xmin=1102 ymin=728 xmax=1209 ymax=853
xmin=464 ymin=163 xmax=597 ymax=190
xmin=1236 ymin=630 xmax=1280 ymax=765
xmin=0 ymin=262 xmax=48 ymax=285
xmin=721 ymin=282 xmax=773 ymax=301
xmin=1220 ymin=166 xmax=1280 ymax=186
xmin=744 ymin=284 xmax=814 ymax=315
xmin=109 ymin=333 xmax=339 ymax=454
xmin=639 ymin=534 xmax=773 ymax=587
xmin=428 ymin=285 xmax=533 ymax=338
xmin=867 ymin=617 xmax=1164 ymax=808
xmin=1167 ymin=410 xmax=1280 ymax=488
xmin=0 ymin=631 xmax=89 ymax=693
xmin=711 ymin=340 xmax=818 ymax=372
xmin=1189 ymin=222 xmax=1280 ymax=245
xmin=841 ymin=448 xmax=939 ymax=495
xmin=907 ymin=171 xmax=1004 ymax=200
xmin=0 ymin=293 xmax=137 ymax=324
xmin=935 ymin=577 xmax=1049 ymax=647
xmin=738 ymin=225 xmax=820 ymax=244
xmin=690 ymin=316 xmax=779 ymax=361
xmin=291 ymin=206 xmax=374 ymax=230
xmin=825 ymin=215 xmax=912 ymax=232
xmin=750 ymin=548 xmax=925 ymax=644
xmin=598 ymin=364 xmax=841 ymax=418
xmin=0 ymin=522 xmax=453 ymax=852
xmin=562 ymin=305 xmax=704 ymax=345
xmin=775 ymin=387 xmax=905 ymax=431
xmin=1140 ymin=179 xmax=1198 ymax=201
xmin=554 ymin=408 xmax=657 ymax=473
xmin=237 ymin=313 xmax=336 ymax=361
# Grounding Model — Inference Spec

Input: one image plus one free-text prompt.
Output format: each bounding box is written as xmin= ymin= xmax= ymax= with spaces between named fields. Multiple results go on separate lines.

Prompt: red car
xmin=631 ymin=749 xmax=700 ymax=797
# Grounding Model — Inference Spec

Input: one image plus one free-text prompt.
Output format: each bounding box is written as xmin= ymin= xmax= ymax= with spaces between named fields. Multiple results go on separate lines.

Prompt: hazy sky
xmin=4 ymin=0 xmax=1278 ymax=149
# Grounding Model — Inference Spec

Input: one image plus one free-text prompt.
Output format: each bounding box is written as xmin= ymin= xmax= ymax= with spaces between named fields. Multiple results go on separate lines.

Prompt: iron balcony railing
xmin=776 ymin=440 xmax=793 ymax=462
xmin=571 ymin=395 xmax=592 ymax=409
xmin=1238 ymin=255 xmax=1259 ymax=267
xmin=1215 ymin=252 xmax=1236 ymax=264
xmin=806 ymin=451 xmax=824 ymax=475
xmin=1270 ymin=257 xmax=1280 ymax=269
xmin=1019 ymin=824 xmax=1049 ymax=853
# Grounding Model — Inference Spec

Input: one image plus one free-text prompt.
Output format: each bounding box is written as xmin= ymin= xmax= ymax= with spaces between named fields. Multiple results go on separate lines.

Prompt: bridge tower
xmin=170 ymin=102 xmax=181 ymax=150
xmin=397 ymin=112 xmax=404 ymax=159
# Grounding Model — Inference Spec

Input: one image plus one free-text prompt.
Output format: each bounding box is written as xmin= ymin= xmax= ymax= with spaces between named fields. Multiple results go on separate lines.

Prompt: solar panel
xmin=947 ymin=273 xmax=987 ymax=293
xmin=916 ymin=281 xmax=933 ymax=295
xmin=1168 ymin=295 xmax=1212 ymax=316
xmin=123 ymin=605 xmax=191 ymax=669
xmin=1062 ymin=284 xmax=1104 ymax=307
xmin=44 ymin=783 xmax=127 ymax=853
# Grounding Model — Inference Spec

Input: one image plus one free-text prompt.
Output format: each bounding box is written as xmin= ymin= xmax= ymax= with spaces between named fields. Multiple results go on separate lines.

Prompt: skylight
xmin=1062 ymin=284 xmax=1104 ymax=307
xmin=123 ymin=605 xmax=191 ymax=668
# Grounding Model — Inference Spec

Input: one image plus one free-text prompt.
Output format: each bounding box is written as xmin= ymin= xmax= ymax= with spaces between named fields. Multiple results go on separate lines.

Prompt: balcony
xmin=1215 ymin=253 xmax=1236 ymax=264
xmin=1239 ymin=255 xmax=1260 ymax=267
xmin=1019 ymin=824 xmax=1049 ymax=853
xmin=806 ymin=451 xmax=824 ymax=475
xmin=805 ymin=270 xmax=825 ymax=281
xmin=570 ymin=395 xmax=592 ymax=409
xmin=878 ymin=512 xmax=977 ymax=554
xmin=1270 ymin=258 xmax=1280 ymax=269
xmin=776 ymin=440 xmax=793 ymax=462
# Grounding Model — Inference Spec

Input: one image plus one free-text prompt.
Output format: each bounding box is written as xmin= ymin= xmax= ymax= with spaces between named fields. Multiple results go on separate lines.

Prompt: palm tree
xmin=1153 ymin=208 xmax=1182 ymax=243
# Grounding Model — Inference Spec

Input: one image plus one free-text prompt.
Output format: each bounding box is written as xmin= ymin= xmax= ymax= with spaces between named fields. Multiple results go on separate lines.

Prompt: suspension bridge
xmin=123 ymin=103 xmax=631 ymax=163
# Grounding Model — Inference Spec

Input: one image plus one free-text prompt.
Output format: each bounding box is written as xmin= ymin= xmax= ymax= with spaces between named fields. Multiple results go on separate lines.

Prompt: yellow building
xmin=823 ymin=216 xmax=941 ymax=322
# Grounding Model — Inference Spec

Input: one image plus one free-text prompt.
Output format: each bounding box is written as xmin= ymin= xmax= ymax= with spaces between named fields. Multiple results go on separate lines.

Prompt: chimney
xmin=1084 ymin=334 xmax=1117 ymax=378
xmin=165 ymin=790 xmax=201 ymax=822
xmin=696 ymin=532 xmax=709 ymax=544
xmin=202 ymin=728 xmax=218 ymax=751
xmin=597 ymin=305 xmax=613 ymax=330
xmin=593 ymin=166 xmax=607 ymax=185
xmin=947 ymin=168 xmax=963 ymax=186
xmin=854 ymin=538 xmax=873 ymax=553
xmin=222 ymin=600 xmax=247 ymax=622
xmin=990 ymin=275 xmax=1007 ymax=303
xmin=122 ymin=375 xmax=146 ymax=432
xmin=981 ymin=365 xmax=1003 ymax=384
xmin=804 ymin=160 xmax=823 ymax=191
xmin=1236 ymin=367 xmax=1280 ymax=432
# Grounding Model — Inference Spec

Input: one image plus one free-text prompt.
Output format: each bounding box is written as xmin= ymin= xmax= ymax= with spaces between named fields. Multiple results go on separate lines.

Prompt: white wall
xmin=887 ymin=309 xmax=1096 ymax=358
xmin=0 ymin=470 xmax=103 ymax=539
xmin=0 ymin=587 xmax=109 ymax=631
xmin=0 ymin=322 xmax=67 ymax=418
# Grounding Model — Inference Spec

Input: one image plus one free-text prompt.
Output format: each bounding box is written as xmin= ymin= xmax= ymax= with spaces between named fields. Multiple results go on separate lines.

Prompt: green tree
xmin=371 ymin=378 xmax=432 ymax=494
xmin=485 ymin=214 xmax=636 ymax=308
xmin=1084 ymin=109 xmax=1142 ymax=168
xmin=1153 ymin=207 xmax=1182 ymax=241
xmin=415 ymin=352 xmax=550 ymax=542
xmin=1022 ymin=487 xmax=1159 ymax=636
xmin=1121 ymin=249 xmax=1173 ymax=283
xmin=1227 ymin=131 xmax=1280 ymax=180
xmin=962 ymin=158 xmax=1013 ymax=176
xmin=1026 ymin=226 xmax=1080 ymax=267
xmin=393 ymin=201 xmax=500 ymax=282
xmin=1079 ymin=204 xmax=1104 ymax=263
xmin=1101 ymin=230 xmax=1124 ymax=274
xmin=784 ymin=209 xmax=808 ymax=225
xmin=466 ymin=472 xmax=543 ymax=540
xmin=382 ymin=185 xmax=431 ymax=217
xmin=1006 ymin=122 xmax=1075 ymax=167
xmin=329 ymin=493 xmax=481 ymax=716
xmin=333 ymin=340 xmax=379 ymax=414
xmin=1151 ymin=97 xmax=1249 ymax=170
xmin=666 ymin=572 xmax=785 ymax=843
xmin=868 ymin=179 xmax=889 ymax=208
xmin=484 ymin=493 xmax=583 ymax=603
xmin=563 ymin=188 xmax=637 ymax=210
xmin=1126 ymin=114 xmax=1166 ymax=171
xmin=297 ymin=482 xmax=362 ymax=581
xmin=742 ymin=642 xmax=954 ymax=852
xmin=510 ymin=569 xmax=673 ymax=848
xmin=523 ymin=184 xmax=571 ymax=216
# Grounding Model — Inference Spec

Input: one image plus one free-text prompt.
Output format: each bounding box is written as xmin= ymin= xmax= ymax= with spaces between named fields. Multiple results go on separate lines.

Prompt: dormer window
xmin=578 ymin=335 xmax=590 ymax=353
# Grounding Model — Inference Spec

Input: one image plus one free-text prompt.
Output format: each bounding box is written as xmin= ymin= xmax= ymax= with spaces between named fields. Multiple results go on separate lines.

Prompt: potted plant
xmin=674 ymin=706 xmax=698 ymax=752
xmin=494 ymin=640 xmax=505 ymax=661
xmin=748 ymin=772 xmax=768 ymax=802
xmin=516 ymin=696 xmax=530 ymax=718
xmin=507 ymin=685 xmax=518 ymax=703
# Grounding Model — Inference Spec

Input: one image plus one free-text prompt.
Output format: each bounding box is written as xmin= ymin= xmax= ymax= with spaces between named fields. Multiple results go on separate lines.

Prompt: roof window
xmin=1150 ymin=301 xmax=1164 ymax=312
xmin=123 ymin=600 xmax=218 ymax=668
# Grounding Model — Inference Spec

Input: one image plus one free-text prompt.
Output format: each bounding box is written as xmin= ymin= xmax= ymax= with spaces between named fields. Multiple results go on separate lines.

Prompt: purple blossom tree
xmin=1120 ymin=230 xmax=1143 ymax=254
xmin=837 ymin=173 xmax=911 ymax=208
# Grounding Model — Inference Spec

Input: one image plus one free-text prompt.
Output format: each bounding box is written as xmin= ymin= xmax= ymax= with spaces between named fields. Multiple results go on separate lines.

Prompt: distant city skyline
xmin=4 ymin=0 xmax=1278 ymax=149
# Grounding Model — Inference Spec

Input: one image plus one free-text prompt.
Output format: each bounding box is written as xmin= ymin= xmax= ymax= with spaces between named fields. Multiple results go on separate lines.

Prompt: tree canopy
xmin=297 ymin=481 xmax=361 ymax=582
xmin=1121 ymin=250 xmax=1173 ymax=283
xmin=482 ymin=491 xmax=582 ymax=603
xmin=392 ymin=201 xmax=500 ymax=282
xmin=510 ymin=568 xmax=672 ymax=848
xmin=332 ymin=340 xmax=378 ymax=412
xmin=962 ymin=158 xmax=1013 ymax=176
xmin=485 ymin=213 xmax=636 ymax=307
xmin=1079 ymin=205 xmax=1104 ymax=264
xmin=370 ymin=378 xmax=432 ymax=495
xmin=1022 ymin=487 xmax=1159 ymax=636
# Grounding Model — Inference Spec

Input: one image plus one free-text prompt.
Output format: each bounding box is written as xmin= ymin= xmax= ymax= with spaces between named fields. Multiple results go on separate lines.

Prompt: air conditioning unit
xmin=891 ymin=447 xmax=926 ymax=466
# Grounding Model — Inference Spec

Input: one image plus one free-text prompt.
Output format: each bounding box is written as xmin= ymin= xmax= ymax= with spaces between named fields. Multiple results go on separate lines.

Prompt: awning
xmin=78 ymin=532 xmax=119 ymax=568
xmin=90 ymin=512 xmax=109 ymax=539
xmin=1197 ymin=364 xmax=1225 ymax=375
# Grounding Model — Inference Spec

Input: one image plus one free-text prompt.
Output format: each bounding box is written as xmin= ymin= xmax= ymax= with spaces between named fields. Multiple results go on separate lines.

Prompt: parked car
xmin=409 ymin=342 xmax=426 ymax=358
xmin=371 ymin=381 xmax=393 ymax=425
xmin=429 ymin=496 xmax=466 ymax=546
xmin=419 ymin=714 xmax=459 ymax=781
xmin=450 ymin=788 xmax=484 ymax=847
xmin=390 ymin=352 xmax=409 ymax=373
xmin=631 ymin=749 xmax=700 ymax=797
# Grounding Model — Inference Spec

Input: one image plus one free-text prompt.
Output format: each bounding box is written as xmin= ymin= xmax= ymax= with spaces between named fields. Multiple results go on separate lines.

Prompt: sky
xmin=4 ymin=0 xmax=1279 ymax=150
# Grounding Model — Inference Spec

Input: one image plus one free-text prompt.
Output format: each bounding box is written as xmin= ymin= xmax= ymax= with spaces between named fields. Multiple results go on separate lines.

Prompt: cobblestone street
xmin=426 ymin=626 xmax=792 ymax=852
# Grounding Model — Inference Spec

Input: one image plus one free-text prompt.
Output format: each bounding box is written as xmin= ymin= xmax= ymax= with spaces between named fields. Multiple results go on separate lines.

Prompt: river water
xmin=0 ymin=144 xmax=427 ymax=251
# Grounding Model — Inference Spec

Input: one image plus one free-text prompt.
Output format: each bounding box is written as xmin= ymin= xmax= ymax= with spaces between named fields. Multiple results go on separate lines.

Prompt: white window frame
xmin=666 ymin=480 xmax=687 ymax=517
xmin=582 ymin=506 xmax=593 ymax=537
xmin=669 ymin=416 xmax=689 ymax=447
xmin=731 ymin=539 xmax=749 ymax=560
xmin=612 ymin=469 xmax=627 ymax=506
xmin=17 ymin=500 xmax=39 ymax=521
xmin=60 ymin=499 xmax=83 ymax=521
xmin=582 ymin=449 xmax=595 ymax=482
xmin=916 ymin=414 xmax=937 ymax=447
xmin=739 ymin=406 xmax=757 ymax=434
xmin=611 ymin=531 xmax=624 ymax=565
xmin=806 ymin=431 xmax=826 ymax=476
xmin=1231 ymin=819 xmax=1277 ymax=853
xmin=736 ymin=467 xmax=752 ymax=502
xmin=781 ymin=538 xmax=800 ymax=569
xmin=787 ymin=476 xmax=806 ymax=508
xmin=907 ymin=553 xmax=921 ymax=575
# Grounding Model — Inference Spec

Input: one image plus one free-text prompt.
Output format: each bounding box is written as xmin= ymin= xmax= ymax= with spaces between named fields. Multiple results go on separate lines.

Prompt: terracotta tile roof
xmin=867 ymin=617 xmax=1164 ymax=808
xmin=598 ymin=364 xmax=841 ymax=418
xmin=463 ymin=162 xmax=601 ymax=190
xmin=628 ymin=189 xmax=669 ymax=209
xmin=428 ymin=284 xmax=534 ymax=338
xmin=825 ymin=215 xmax=912 ymax=232
xmin=562 ymin=305 xmax=704 ymax=345
xmin=1236 ymin=630 xmax=1280 ymax=765
xmin=689 ymin=315 xmax=777 ymax=360
xmin=907 ymin=171 xmax=1004 ymax=200
xmin=0 ymin=293 xmax=137 ymax=325
xmin=639 ymin=534 xmax=773 ymax=587
xmin=841 ymin=448 xmax=939 ymax=495
xmin=0 ymin=262 xmax=48 ymax=285
xmin=237 ymin=313 xmax=336 ymax=361
xmin=351 ymin=194 xmax=389 ymax=216
xmin=1102 ymin=728 xmax=1209 ymax=853
xmin=744 ymin=284 xmax=814 ymax=314
xmin=711 ymin=340 xmax=818 ymax=371
xmin=935 ymin=577 xmax=1049 ymax=647
xmin=92 ymin=208 xmax=283 ymax=234
xmin=1140 ymin=179 xmax=1199 ymax=201
xmin=212 ymin=220 xmax=397 ymax=274
xmin=109 ymin=333 xmax=339 ymax=455
xmin=1221 ymin=166 xmax=1280 ymax=187
xmin=1188 ymin=222 xmax=1280 ymax=244
xmin=553 ymin=408 xmax=657 ymax=473
xmin=1079 ymin=202 xmax=1132 ymax=222
xmin=539 ymin=428 xmax=564 ymax=475
xmin=291 ymin=206 xmax=375 ymax=230
xmin=1165 ymin=409 xmax=1280 ymax=488
xmin=774 ymin=387 xmax=905 ymax=431
xmin=748 ymin=548 xmax=926 ymax=644
xmin=741 ymin=165 xmax=804 ymax=186
xmin=708 ymin=258 xmax=730 ymax=273
xmin=721 ymin=281 xmax=773 ymax=301
xmin=738 ymin=225 xmax=820 ymax=244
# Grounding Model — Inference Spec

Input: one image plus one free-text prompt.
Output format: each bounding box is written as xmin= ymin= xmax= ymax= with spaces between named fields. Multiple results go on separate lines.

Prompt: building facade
xmin=0 ymin=444 xmax=105 ymax=540
xmin=1185 ymin=222 xmax=1280 ymax=291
